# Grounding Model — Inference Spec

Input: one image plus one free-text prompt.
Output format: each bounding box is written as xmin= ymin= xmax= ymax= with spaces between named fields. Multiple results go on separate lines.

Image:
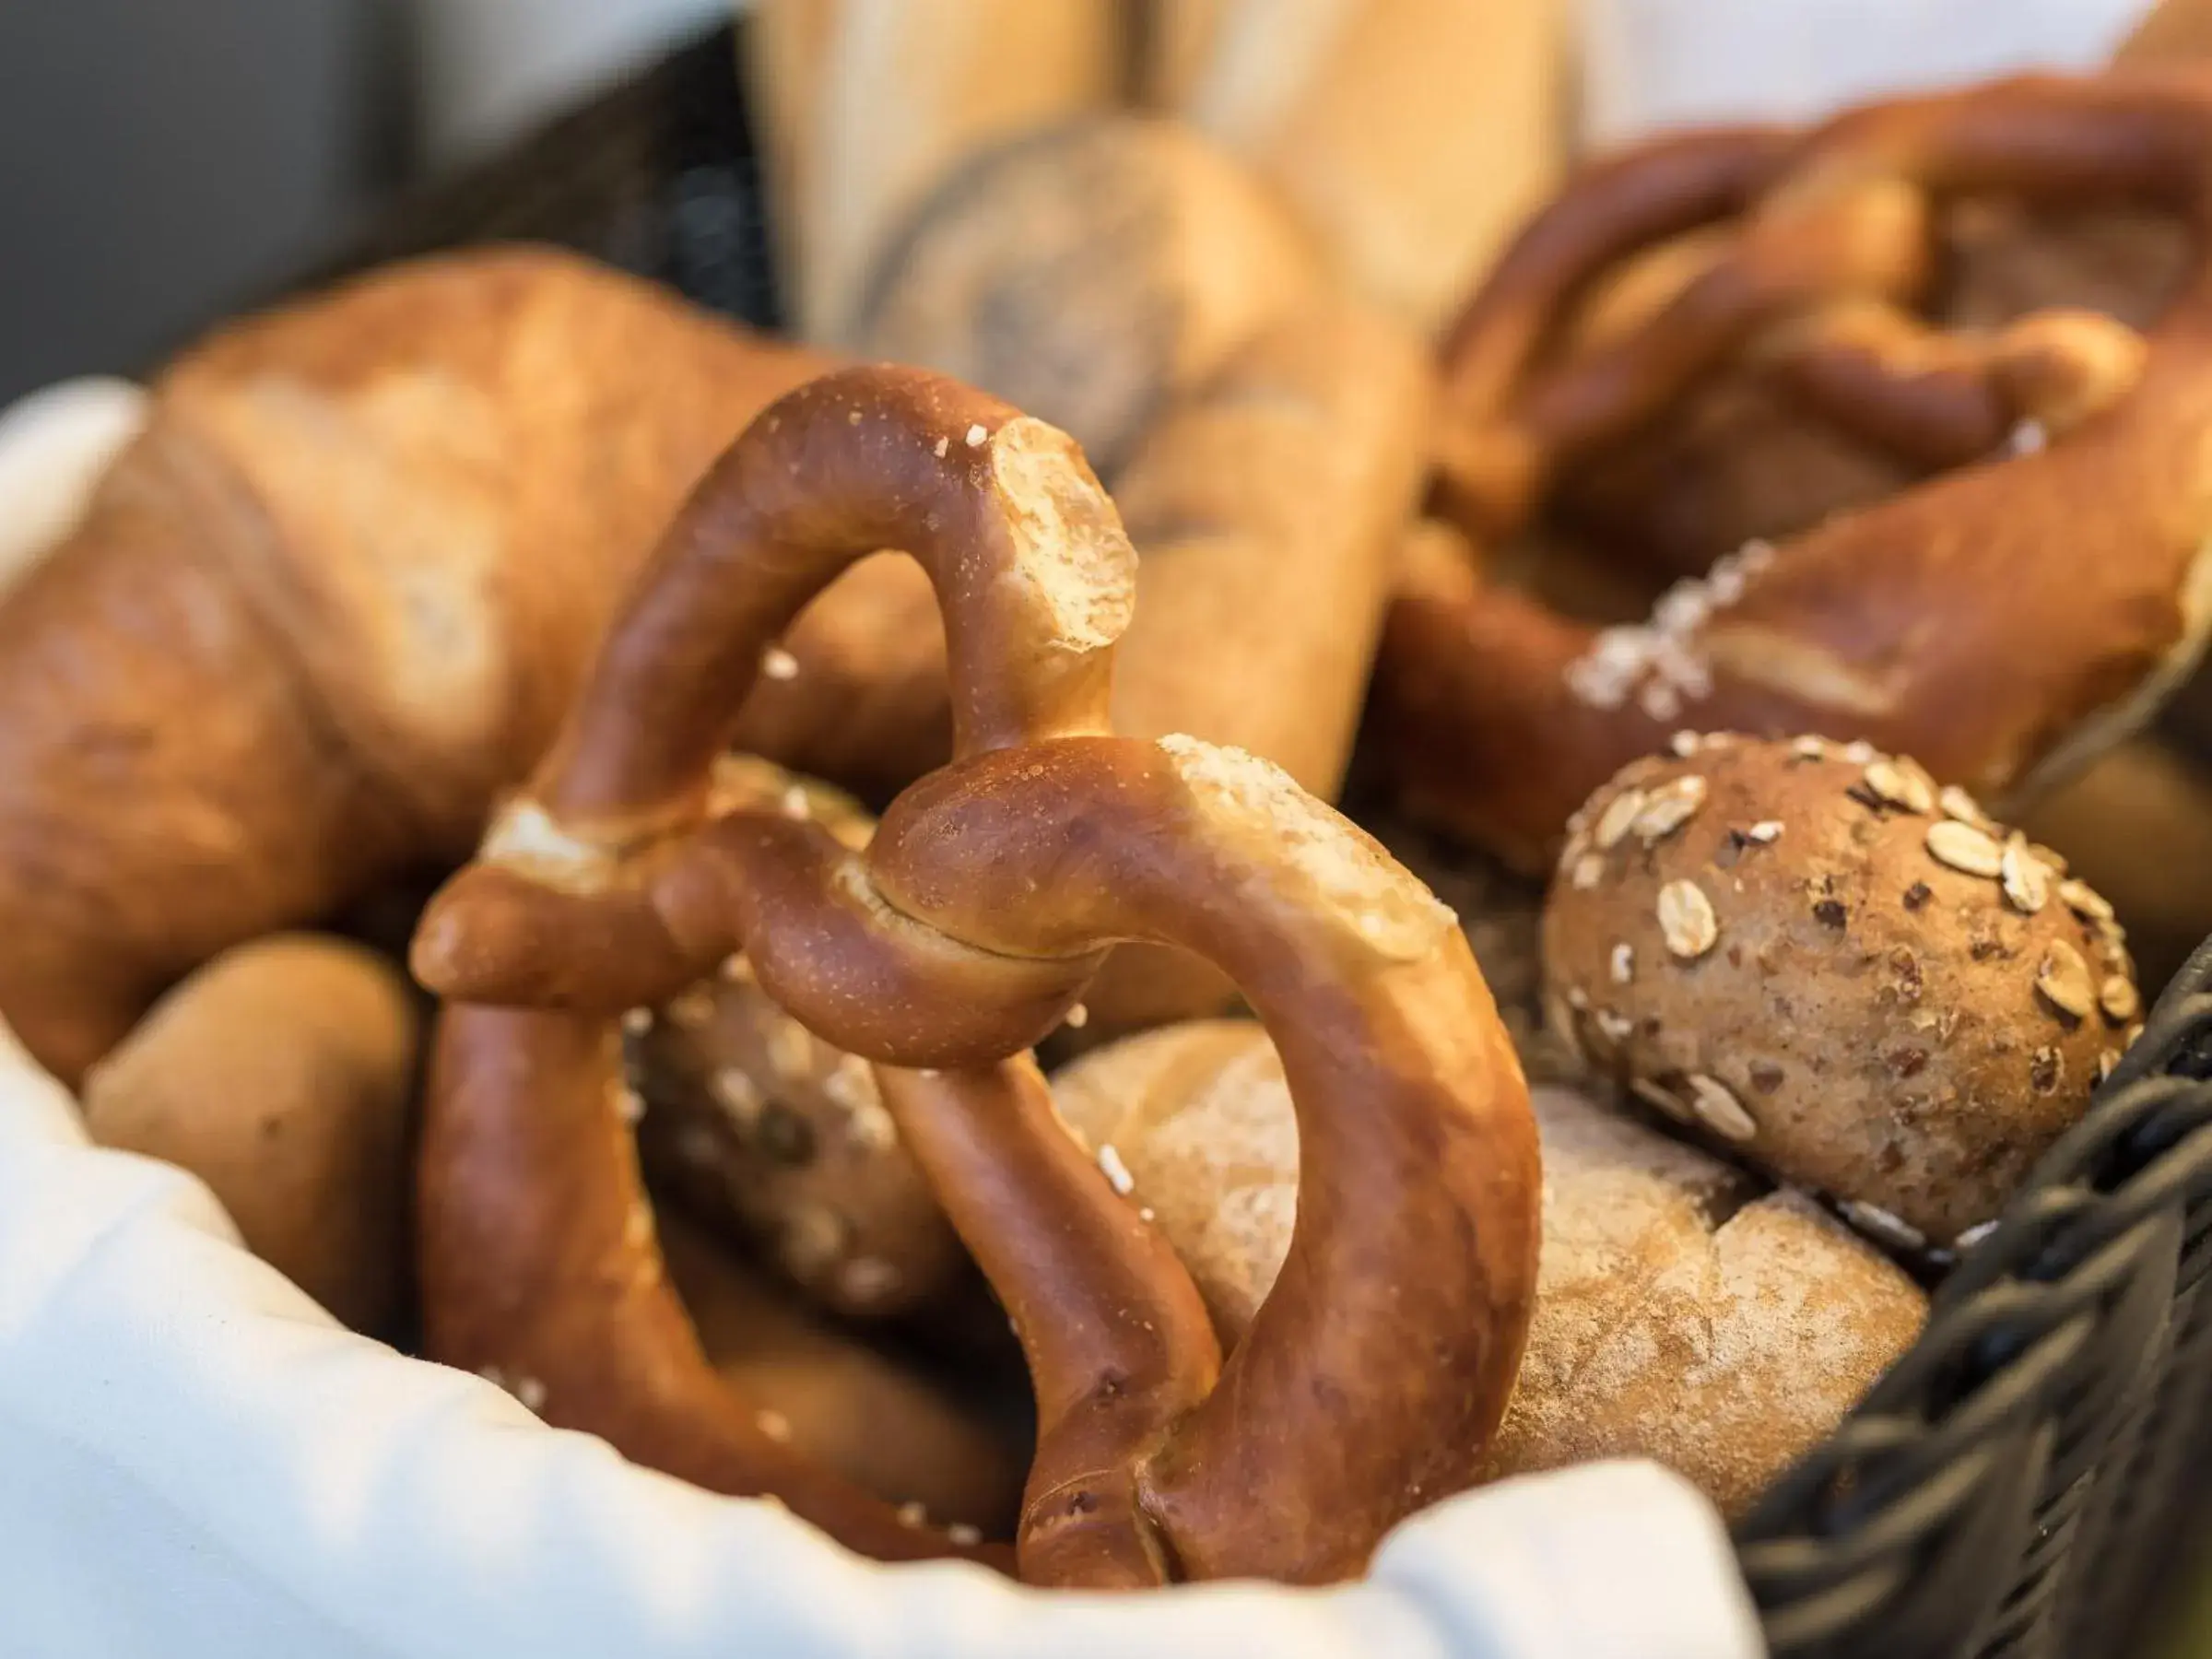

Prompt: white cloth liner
xmin=0 ymin=381 xmax=1762 ymax=1655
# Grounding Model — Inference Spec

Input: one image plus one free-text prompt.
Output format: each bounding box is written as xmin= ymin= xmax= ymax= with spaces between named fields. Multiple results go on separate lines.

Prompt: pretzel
xmin=1374 ymin=72 xmax=2212 ymax=872
xmin=409 ymin=366 xmax=1539 ymax=1585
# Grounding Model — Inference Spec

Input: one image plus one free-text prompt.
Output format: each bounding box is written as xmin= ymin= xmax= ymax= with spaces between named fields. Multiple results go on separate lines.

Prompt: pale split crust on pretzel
xmin=1377 ymin=72 xmax=2212 ymax=872
xmin=411 ymin=366 xmax=1539 ymax=1586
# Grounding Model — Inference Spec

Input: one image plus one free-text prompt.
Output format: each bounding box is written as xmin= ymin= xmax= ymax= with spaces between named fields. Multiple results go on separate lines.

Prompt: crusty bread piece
xmin=745 ymin=0 xmax=1124 ymax=342
xmin=1053 ymin=1025 xmax=1928 ymax=1517
xmin=662 ymin=1211 xmax=1025 ymax=1533
xmin=1149 ymin=0 xmax=1569 ymax=331
xmin=81 ymin=935 xmax=420 ymax=1336
xmin=851 ymin=117 xmax=1325 ymax=476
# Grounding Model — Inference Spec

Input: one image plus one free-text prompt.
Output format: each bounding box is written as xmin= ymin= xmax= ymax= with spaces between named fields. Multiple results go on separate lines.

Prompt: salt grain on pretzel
xmin=411 ymin=366 xmax=1538 ymax=1589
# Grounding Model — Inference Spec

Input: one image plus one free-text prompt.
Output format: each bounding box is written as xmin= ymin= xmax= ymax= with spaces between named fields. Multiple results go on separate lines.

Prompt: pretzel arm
xmin=879 ymin=1060 xmax=1221 ymax=1590
xmin=869 ymin=736 xmax=1539 ymax=1584
xmin=535 ymin=365 xmax=1134 ymax=833
xmin=418 ymin=806 xmax=1099 ymax=1066
xmin=421 ymin=1006 xmax=1012 ymax=1570
xmin=1761 ymin=300 xmax=2151 ymax=465
xmin=1759 ymin=299 xmax=2014 ymax=465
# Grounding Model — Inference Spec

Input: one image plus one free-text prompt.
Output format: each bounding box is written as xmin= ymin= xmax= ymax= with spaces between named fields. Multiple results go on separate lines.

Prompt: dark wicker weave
xmin=289 ymin=22 xmax=2212 ymax=1655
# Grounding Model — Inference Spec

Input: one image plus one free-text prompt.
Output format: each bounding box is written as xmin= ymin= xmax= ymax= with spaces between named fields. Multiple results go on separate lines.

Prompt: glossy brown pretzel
xmin=410 ymin=366 xmax=1539 ymax=1586
xmin=1376 ymin=73 xmax=2212 ymax=872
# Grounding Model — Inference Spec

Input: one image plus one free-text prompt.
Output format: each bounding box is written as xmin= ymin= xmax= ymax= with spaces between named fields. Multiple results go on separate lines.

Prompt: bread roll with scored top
xmin=852 ymin=117 xmax=1327 ymax=475
xmin=1053 ymin=1026 xmax=1926 ymax=1516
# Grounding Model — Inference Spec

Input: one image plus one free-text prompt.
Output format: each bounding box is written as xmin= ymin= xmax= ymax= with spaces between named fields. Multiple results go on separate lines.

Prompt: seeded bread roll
xmin=629 ymin=759 xmax=970 ymax=1320
xmin=81 ymin=935 xmax=420 ymax=1335
xmin=1542 ymin=734 xmax=2140 ymax=1247
xmin=1052 ymin=1028 xmax=1926 ymax=1516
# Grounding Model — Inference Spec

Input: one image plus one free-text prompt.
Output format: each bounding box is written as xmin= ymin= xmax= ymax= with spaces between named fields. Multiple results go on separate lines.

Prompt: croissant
xmin=0 ymin=247 xmax=982 ymax=1085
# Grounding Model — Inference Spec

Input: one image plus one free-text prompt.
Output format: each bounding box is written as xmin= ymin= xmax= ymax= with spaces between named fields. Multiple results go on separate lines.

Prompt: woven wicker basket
xmin=292 ymin=24 xmax=2212 ymax=1658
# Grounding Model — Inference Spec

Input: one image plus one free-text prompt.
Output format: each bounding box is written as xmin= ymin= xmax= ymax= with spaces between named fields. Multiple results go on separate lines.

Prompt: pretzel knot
xmin=1381 ymin=73 xmax=2212 ymax=870
xmin=410 ymin=366 xmax=1539 ymax=1587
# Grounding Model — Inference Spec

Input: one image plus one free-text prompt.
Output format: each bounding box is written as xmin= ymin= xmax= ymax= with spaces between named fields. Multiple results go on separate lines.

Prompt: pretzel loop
xmin=1389 ymin=73 xmax=2212 ymax=869
xmin=414 ymin=366 xmax=1539 ymax=1587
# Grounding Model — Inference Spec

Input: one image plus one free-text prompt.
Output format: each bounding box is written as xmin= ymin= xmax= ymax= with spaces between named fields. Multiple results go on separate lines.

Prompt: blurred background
xmin=0 ymin=0 xmax=724 ymax=404
xmin=0 ymin=0 xmax=2161 ymax=405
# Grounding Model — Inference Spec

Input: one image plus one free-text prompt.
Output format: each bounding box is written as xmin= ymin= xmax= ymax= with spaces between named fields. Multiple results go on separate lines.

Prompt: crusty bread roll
xmin=661 ymin=1211 xmax=1026 ymax=1533
xmin=746 ymin=0 xmax=1124 ymax=343
xmin=1052 ymin=1023 xmax=1927 ymax=1517
xmin=1149 ymin=0 xmax=1568 ymax=331
xmin=81 ymin=935 xmax=420 ymax=1336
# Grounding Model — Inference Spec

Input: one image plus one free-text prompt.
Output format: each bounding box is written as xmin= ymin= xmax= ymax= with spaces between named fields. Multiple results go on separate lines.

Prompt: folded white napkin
xmin=0 ymin=381 xmax=1766 ymax=1658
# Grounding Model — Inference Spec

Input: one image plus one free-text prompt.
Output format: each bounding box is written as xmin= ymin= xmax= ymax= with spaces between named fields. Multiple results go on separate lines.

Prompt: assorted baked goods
xmin=8 ymin=25 xmax=2205 ymax=1602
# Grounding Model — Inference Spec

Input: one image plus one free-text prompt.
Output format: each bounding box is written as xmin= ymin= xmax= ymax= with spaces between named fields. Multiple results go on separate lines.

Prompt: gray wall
xmin=0 ymin=0 xmax=402 ymax=404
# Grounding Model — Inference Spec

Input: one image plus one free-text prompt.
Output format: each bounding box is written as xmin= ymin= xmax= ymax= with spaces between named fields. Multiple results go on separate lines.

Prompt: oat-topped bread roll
xmin=1542 ymin=735 xmax=2141 ymax=1248
xmin=1147 ymin=0 xmax=1568 ymax=331
xmin=1053 ymin=1028 xmax=1926 ymax=1517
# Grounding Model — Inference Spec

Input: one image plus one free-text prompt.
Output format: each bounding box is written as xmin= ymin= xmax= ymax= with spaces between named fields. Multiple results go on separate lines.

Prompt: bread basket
xmin=24 ymin=20 xmax=2212 ymax=1658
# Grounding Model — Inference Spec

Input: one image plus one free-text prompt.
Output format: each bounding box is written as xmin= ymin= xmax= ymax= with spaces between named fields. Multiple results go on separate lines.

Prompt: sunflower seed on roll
xmin=1541 ymin=735 xmax=2136 ymax=1246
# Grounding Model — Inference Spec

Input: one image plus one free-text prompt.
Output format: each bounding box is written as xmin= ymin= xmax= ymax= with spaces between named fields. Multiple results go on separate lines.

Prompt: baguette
xmin=1152 ymin=0 xmax=1568 ymax=330
xmin=746 ymin=0 xmax=1124 ymax=343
